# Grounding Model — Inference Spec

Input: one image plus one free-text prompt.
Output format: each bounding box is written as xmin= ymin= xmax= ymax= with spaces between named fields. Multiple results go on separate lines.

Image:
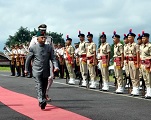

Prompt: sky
xmin=0 ymin=0 xmax=151 ymax=51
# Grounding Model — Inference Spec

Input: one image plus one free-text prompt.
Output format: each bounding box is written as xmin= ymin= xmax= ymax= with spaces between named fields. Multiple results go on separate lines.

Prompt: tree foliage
xmin=48 ymin=32 xmax=65 ymax=45
xmin=5 ymin=27 xmax=32 ymax=47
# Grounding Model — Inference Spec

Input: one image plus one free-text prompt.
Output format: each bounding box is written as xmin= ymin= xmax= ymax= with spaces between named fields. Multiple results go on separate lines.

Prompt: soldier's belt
xmin=124 ymin=56 xmax=129 ymax=60
xmin=114 ymin=57 xmax=121 ymax=62
xmin=80 ymin=54 xmax=86 ymax=58
xmin=128 ymin=57 xmax=137 ymax=61
xmin=87 ymin=56 xmax=93 ymax=60
xmin=100 ymin=55 xmax=107 ymax=60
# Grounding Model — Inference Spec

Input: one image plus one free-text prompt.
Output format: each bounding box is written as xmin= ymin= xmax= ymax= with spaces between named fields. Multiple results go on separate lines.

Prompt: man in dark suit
xmin=25 ymin=31 xmax=57 ymax=110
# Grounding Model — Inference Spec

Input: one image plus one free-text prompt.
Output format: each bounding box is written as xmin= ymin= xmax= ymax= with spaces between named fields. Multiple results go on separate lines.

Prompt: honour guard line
xmin=3 ymin=25 xmax=151 ymax=110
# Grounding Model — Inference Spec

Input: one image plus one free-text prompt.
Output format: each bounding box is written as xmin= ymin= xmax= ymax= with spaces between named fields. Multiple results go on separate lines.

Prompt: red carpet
xmin=0 ymin=87 xmax=91 ymax=120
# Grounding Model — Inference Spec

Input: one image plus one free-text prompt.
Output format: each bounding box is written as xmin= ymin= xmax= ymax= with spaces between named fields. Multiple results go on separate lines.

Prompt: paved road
xmin=0 ymin=72 xmax=151 ymax=120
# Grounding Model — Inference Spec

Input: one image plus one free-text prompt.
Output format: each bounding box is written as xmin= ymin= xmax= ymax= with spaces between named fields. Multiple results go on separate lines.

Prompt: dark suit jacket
xmin=25 ymin=43 xmax=55 ymax=78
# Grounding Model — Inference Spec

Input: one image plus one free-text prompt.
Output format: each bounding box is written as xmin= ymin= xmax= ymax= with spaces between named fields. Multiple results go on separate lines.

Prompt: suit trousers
xmin=34 ymin=75 xmax=48 ymax=103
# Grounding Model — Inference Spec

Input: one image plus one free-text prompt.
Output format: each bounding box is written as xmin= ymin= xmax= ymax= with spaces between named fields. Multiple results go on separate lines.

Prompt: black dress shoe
xmin=11 ymin=74 xmax=15 ymax=76
xmin=27 ymin=75 xmax=32 ymax=78
xmin=116 ymin=92 xmax=123 ymax=94
xmin=21 ymin=74 xmax=25 ymax=77
xmin=133 ymin=94 xmax=139 ymax=97
xmin=145 ymin=96 xmax=151 ymax=99
xmin=39 ymin=102 xmax=47 ymax=110
xmin=141 ymin=96 xmax=145 ymax=98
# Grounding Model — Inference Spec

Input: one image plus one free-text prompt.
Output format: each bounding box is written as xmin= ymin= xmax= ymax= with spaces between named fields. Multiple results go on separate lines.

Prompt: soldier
xmin=26 ymin=42 xmax=32 ymax=78
xmin=64 ymin=35 xmax=76 ymax=85
xmin=78 ymin=31 xmax=87 ymax=87
xmin=123 ymin=34 xmax=131 ymax=88
xmin=19 ymin=44 xmax=26 ymax=77
xmin=63 ymin=42 xmax=70 ymax=80
xmin=137 ymin=34 xmax=145 ymax=91
xmin=57 ymin=43 xmax=64 ymax=78
xmin=127 ymin=29 xmax=140 ymax=96
xmin=98 ymin=32 xmax=111 ymax=91
xmin=141 ymin=31 xmax=151 ymax=99
xmin=29 ymin=24 xmax=53 ymax=48
xmin=97 ymin=47 xmax=103 ymax=89
xmin=15 ymin=44 xmax=21 ymax=77
xmin=54 ymin=43 xmax=59 ymax=78
xmin=74 ymin=42 xmax=81 ymax=79
xmin=86 ymin=32 xmax=97 ymax=89
xmin=113 ymin=31 xmax=124 ymax=94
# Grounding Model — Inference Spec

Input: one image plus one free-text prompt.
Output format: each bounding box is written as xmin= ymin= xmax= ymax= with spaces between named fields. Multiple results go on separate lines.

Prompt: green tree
xmin=48 ymin=32 xmax=65 ymax=45
xmin=5 ymin=26 xmax=32 ymax=47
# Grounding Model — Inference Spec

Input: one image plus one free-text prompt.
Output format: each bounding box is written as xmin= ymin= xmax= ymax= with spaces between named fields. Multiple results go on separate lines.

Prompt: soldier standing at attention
xmin=86 ymin=32 xmax=97 ymax=89
xmin=127 ymin=29 xmax=140 ymax=96
xmin=20 ymin=44 xmax=26 ymax=77
xmin=54 ymin=43 xmax=59 ymax=78
xmin=113 ymin=31 xmax=124 ymax=94
xmin=141 ymin=31 xmax=151 ymax=99
xmin=15 ymin=44 xmax=21 ymax=77
xmin=9 ymin=45 xmax=16 ymax=76
xmin=65 ymin=35 xmax=76 ymax=85
xmin=98 ymin=32 xmax=111 ymax=91
xmin=78 ymin=31 xmax=87 ymax=87
xmin=63 ymin=42 xmax=70 ymax=80
xmin=57 ymin=43 xmax=65 ymax=78
xmin=123 ymin=34 xmax=131 ymax=88
xmin=74 ymin=43 xmax=80 ymax=79
xmin=137 ymin=34 xmax=144 ymax=90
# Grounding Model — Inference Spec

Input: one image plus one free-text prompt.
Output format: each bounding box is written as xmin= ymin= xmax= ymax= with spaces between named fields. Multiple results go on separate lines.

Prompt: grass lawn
xmin=109 ymin=75 xmax=114 ymax=82
xmin=0 ymin=66 xmax=10 ymax=71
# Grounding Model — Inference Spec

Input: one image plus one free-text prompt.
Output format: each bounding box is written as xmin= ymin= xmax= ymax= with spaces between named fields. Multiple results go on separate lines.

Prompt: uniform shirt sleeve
xmin=119 ymin=44 xmax=124 ymax=54
xmin=106 ymin=44 xmax=111 ymax=53
xmin=29 ymin=37 xmax=37 ymax=48
xmin=149 ymin=46 xmax=151 ymax=55
xmin=85 ymin=42 xmax=88 ymax=48
xmin=92 ymin=43 xmax=96 ymax=52
xmin=70 ymin=46 xmax=75 ymax=55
